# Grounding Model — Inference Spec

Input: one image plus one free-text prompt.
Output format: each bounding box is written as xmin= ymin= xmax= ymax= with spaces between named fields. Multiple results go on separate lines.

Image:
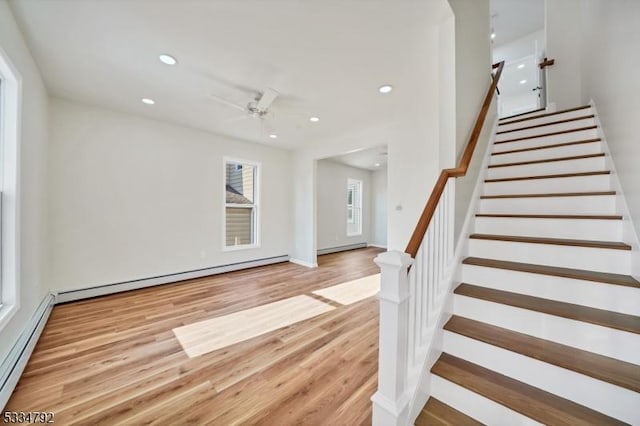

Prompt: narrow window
xmin=224 ymin=159 xmax=259 ymax=249
xmin=347 ymin=178 xmax=362 ymax=236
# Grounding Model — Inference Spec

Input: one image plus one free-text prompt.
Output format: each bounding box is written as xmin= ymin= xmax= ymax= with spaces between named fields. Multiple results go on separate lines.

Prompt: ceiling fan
xmin=208 ymin=88 xmax=280 ymax=120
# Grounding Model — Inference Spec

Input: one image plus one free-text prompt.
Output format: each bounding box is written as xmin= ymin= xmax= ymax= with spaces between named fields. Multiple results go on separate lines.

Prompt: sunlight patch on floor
xmin=312 ymin=274 xmax=380 ymax=305
xmin=173 ymin=295 xmax=335 ymax=358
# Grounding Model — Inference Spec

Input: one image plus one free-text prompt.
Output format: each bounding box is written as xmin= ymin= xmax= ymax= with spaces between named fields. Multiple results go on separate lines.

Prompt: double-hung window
xmin=347 ymin=178 xmax=362 ymax=236
xmin=224 ymin=158 xmax=259 ymax=249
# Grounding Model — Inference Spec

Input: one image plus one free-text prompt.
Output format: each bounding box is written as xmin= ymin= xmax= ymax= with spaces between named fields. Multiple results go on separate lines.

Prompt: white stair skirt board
xmin=461 ymin=264 xmax=640 ymax=316
xmin=443 ymin=331 xmax=640 ymax=424
xmin=467 ymin=239 xmax=630 ymax=275
xmin=0 ymin=294 xmax=56 ymax=409
xmin=489 ymin=141 xmax=603 ymax=165
xmin=312 ymin=274 xmax=380 ymax=305
xmin=453 ymin=295 xmax=640 ymax=365
xmin=478 ymin=193 xmax=617 ymax=215
xmin=474 ymin=217 xmax=622 ymax=241
xmin=486 ymin=156 xmax=606 ymax=180
xmin=430 ymin=374 xmax=542 ymax=426
xmin=55 ymin=255 xmax=290 ymax=303
xmin=492 ymin=128 xmax=599 ymax=152
xmin=173 ymin=295 xmax=335 ymax=358
xmin=483 ymin=174 xmax=612 ymax=196
xmin=496 ymin=117 xmax=596 ymax=141
xmin=498 ymin=108 xmax=592 ymax=132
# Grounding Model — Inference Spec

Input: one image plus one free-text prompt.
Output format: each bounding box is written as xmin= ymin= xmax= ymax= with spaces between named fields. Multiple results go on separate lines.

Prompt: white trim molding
xmin=317 ymin=242 xmax=368 ymax=255
xmin=289 ymin=258 xmax=318 ymax=268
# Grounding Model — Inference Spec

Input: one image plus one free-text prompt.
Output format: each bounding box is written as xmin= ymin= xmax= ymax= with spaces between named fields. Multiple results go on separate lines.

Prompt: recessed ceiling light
xmin=269 ymin=134 xmax=278 ymax=139
xmin=491 ymin=32 xmax=496 ymax=39
xmin=517 ymin=63 xmax=525 ymax=69
xmin=378 ymin=85 xmax=393 ymax=94
xmin=309 ymin=116 xmax=320 ymax=122
xmin=141 ymin=98 xmax=155 ymax=105
xmin=374 ymin=163 xmax=381 ymax=167
xmin=159 ymin=54 xmax=177 ymax=65
xmin=519 ymin=79 xmax=527 ymax=84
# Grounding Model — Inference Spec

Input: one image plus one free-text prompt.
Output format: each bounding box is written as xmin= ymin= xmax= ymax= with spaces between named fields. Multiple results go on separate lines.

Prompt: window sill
xmin=223 ymin=244 xmax=260 ymax=252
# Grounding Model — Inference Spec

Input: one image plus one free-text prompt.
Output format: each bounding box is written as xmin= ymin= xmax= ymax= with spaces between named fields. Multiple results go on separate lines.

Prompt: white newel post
xmin=372 ymin=250 xmax=414 ymax=426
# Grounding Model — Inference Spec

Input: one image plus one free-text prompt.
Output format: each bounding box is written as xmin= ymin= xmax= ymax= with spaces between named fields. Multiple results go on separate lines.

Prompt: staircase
xmin=415 ymin=105 xmax=640 ymax=425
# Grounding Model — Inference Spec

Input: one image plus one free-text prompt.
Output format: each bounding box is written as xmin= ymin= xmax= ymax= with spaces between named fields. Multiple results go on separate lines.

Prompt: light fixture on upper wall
xmin=518 ymin=63 xmax=525 ymax=69
xmin=491 ymin=32 xmax=496 ymax=40
xmin=374 ymin=163 xmax=381 ymax=167
xmin=159 ymin=54 xmax=178 ymax=65
xmin=269 ymin=134 xmax=278 ymax=139
xmin=309 ymin=116 xmax=320 ymax=123
xmin=520 ymin=79 xmax=527 ymax=84
xmin=141 ymin=98 xmax=155 ymax=105
xmin=378 ymin=84 xmax=393 ymax=94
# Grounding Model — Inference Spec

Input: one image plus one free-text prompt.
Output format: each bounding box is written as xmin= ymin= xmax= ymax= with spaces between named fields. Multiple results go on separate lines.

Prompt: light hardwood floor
xmin=5 ymin=247 xmax=384 ymax=425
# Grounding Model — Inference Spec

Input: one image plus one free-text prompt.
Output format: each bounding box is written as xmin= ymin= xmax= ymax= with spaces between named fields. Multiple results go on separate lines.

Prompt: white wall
xmin=493 ymin=29 xmax=545 ymax=63
xmin=371 ymin=166 xmax=388 ymax=248
xmin=0 ymin=0 xmax=50 ymax=362
xmin=48 ymin=98 xmax=291 ymax=291
xmin=448 ymin=0 xmax=493 ymax=239
xmin=578 ymin=0 xmax=640 ymax=277
xmin=546 ymin=0 xmax=583 ymax=109
xmin=316 ymin=160 xmax=371 ymax=250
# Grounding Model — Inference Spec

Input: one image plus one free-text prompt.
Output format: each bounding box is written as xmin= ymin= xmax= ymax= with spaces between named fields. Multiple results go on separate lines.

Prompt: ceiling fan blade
xmin=256 ymin=88 xmax=279 ymax=111
xmin=208 ymin=94 xmax=247 ymax=113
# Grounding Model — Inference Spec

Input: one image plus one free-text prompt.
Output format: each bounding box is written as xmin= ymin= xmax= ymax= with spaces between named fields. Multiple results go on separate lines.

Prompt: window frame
xmin=222 ymin=157 xmax=260 ymax=251
xmin=0 ymin=46 xmax=22 ymax=332
xmin=346 ymin=178 xmax=363 ymax=237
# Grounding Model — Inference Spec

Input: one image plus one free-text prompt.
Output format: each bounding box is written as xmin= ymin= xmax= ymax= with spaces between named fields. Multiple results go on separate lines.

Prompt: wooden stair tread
xmin=492 ymin=138 xmax=601 ymax=156
xmin=469 ymin=233 xmax=631 ymax=250
xmin=499 ymin=105 xmax=591 ymax=126
xmin=499 ymin=107 xmax=546 ymax=122
xmin=454 ymin=283 xmax=640 ymax=334
xmin=481 ymin=190 xmax=615 ymax=199
xmin=431 ymin=353 xmax=625 ymax=426
xmin=488 ymin=153 xmax=604 ymax=168
xmin=462 ymin=257 xmax=639 ymax=288
xmin=476 ymin=213 xmax=622 ymax=220
xmin=495 ymin=125 xmax=598 ymax=145
xmin=485 ymin=170 xmax=609 ymax=182
xmin=415 ymin=398 xmax=483 ymax=426
xmin=496 ymin=115 xmax=595 ymax=135
xmin=444 ymin=316 xmax=640 ymax=393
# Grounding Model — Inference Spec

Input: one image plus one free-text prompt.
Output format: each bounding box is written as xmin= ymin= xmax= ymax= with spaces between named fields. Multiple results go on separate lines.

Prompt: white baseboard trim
xmin=367 ymin=243 xmax=387 ymax=249
xmin=0 ymin=293 xmax=55 ymax=409
xmin=317 ymin=243 xmax=368 ymax=255
xmin=289 ymin=258 xmax=318 ymax=268
xmin=55 ymin=255 xmax=290 ymax=304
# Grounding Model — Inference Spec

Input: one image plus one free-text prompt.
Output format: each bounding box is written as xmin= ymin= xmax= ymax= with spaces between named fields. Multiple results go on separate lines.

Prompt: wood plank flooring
xmin=4 ymin=247 xmax=384 ymax=425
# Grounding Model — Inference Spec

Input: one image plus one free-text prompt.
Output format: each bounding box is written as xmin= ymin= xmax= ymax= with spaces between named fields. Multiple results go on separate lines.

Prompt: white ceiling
xmin=9 ymin=0 xmax=447 ymax=149
xmin=328 ymin=145 xmax=388 ymax=171
xmin=490 ymin=0 xmax=544 ymax=47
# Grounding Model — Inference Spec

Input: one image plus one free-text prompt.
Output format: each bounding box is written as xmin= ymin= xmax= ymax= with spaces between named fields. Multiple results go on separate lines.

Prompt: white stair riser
xmin=474 ymin=217 xmax=622 ymax=241
xmin=478 ymin=195 xmax=616 ymax=215
xmin=493 ymin=128 xmax=598 ymax=152
xmin=487 ymin=156 xmax=606 ymax=179
xmin=443 ymin=332 xmax=640 ymax=425
xmin=496 ymin=118 xmax=596 ymax=142
xmin=453 ymin=295 xmax=640 ymax=364
xmin=499 ymin=109 xmax=592 ymax=132
xmin=430 ymin=375 xmax=541 ymax=426
xmin=462 ymin=264 xmax=640 ymax=316
xmin=484 ymin=175 xmax=611 ymax=196
xmin=490 ymin=142 xmax=603 ymax=165
xmin=468 ymin=239 xmax=630 ymax=275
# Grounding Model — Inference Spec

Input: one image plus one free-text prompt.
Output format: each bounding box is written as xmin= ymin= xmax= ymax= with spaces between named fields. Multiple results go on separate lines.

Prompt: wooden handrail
xmin=405 ymin=61 xmax=505 ymax=258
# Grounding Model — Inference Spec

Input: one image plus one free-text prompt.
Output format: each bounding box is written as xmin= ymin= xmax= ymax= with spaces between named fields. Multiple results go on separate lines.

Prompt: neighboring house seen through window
xmin=347 ymin=178 xmax=362 ymax=236
xmin=224 ymin=158 xmax=259 ymax=249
